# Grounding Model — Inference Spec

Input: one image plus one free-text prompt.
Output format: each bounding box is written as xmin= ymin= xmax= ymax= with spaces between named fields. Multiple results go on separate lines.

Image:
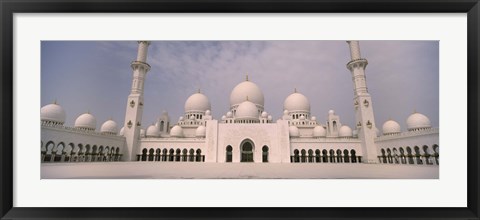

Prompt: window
xmin=262 ymin=146 xmax=269 ymax=163
xmin=226 ymin=146 xmax=233 ymax=162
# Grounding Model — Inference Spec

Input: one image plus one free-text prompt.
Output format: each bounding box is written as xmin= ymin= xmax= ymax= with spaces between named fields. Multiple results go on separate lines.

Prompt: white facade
xmin=40 ymin=41 xmax=439 ymax=171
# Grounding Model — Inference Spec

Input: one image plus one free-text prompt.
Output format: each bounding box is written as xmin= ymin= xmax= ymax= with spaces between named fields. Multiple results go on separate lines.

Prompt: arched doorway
xmin=241 ymin=141 xmax=254 ymax=162
xmin=262 ymin=146 xmax=269 ymax=163
xmin=226 ymin=145 xmax=233 ymax=162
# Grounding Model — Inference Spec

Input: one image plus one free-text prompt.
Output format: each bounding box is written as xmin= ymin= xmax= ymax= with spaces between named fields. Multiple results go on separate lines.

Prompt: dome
xmin=40 ymin=103 xmax=66 ymax=124
xmin=226 ymin=111 xmax=233 ymax=118
xmin=74 ymin=113 xmax=96 ymax=130
xmin=179 ymin=116 xmax=184 ymax=121
xmin=261 ymin=111 xmax=268 ymax=118
xmin=195 ymin=125 xmax=206 ymax=137
xmin=283 ymin=110 xmax=289 ymax=115
xmin=382 ymin=120 xmax=401 ymax=135
xmin=230 ymin=80 xmax=264 ymax=107
xmin=299 ymin=115 xmax=305 ymax=120
xmin=289 ymin=126 xmax=299 ymax=137
xmin=189 ymin=115 xmax=195 ymax=120
xmin=406 ymin=112 xmax=431 ymax=131
xmin=119 ymin=127 xmax=125 ymax=136
xmin=221 ymin=115 xmax=227 ymax=120
xmin=205 ymin=110 xmax=211 ymax=116
xmin=140 ymin=128 xmax=145 ymax=138
xmin=236 ymin=100 xmax=259 ymax=120
xmin=329 ymin=110 xmax=335 ymax=115
xmin=313 ymin=125 xmax=326 ymax=137
xmin=146 ymin=125 xmax=160 ymax=137
xmin=100 ymin=119 xmax=118 ymax=134
xmin=284 ymin=92 xmax=310 ymax=112
xmin=267 ymin=115 xmax=272 ymax=121
xmin=311 ymin=116 xmax=316 ymax=121
xmin=184 ymin=92 xmax=211 ymax=112
xmin=339 ymin=125 xmax=353 ymax=137
xmin=170 ymin=125 xmax=184 ymax=137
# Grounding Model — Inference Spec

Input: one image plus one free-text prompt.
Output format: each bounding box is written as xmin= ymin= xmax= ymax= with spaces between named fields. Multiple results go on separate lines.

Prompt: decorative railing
xmin=375 ymin=128 xmax=439 ymax=142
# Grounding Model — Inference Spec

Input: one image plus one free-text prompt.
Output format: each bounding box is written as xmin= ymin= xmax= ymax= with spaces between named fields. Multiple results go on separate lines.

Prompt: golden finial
xmin=197 ymin=88 xmax=201 ymax=93
xmin=87 ymin=110 xmax=90 ymax=114
xmin=53 ymin=99 xmax=57 ymax=104
xmin=246 ymin=74 xmax=249 ymax=81
xmin=294 ymin=88 xmax=297 ymax=93
xmin=413 ymin=108 xmax=417 ymax=113
xmin=246 ymin=95 xmax=249 ymax=101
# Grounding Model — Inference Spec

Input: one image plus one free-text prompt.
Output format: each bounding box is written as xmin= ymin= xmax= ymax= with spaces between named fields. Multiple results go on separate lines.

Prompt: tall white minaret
xmin=346 ymin=41 xmax=378 ymax=163
xmin=123 ymin=41 xmax=151 ymax=161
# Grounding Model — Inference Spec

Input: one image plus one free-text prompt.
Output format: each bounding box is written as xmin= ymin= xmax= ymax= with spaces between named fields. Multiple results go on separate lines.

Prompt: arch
xmin=300 ymin=149 xmax=306 ymax=163
xmin=141 ymin=148 xmax=147 ymax=161
xmin=262 ymin=146 xmax=269 ymax=163
xmin=392 ymin=148 xmax=400 ymax=164
xmin=240 ymin=140 xmax=254 ymax=162
xmin=433 ymin=144 xmax=439 ymax=165
xmin=315 ymin=149 xmax=321 ymax=163
xmin=322 ymin=149 xmax=328 ymax=163
xmin=329 ymin=149 xmax=335 ymax=163
xmin=307 ymin=149 xmax=313 ymax=163
xmin=196 ymin=149 xmax=203 ymax=162
xmin=423 ymin=145 xmax=432 ymax=164
xmin=386 ymin=148 xmax=392 ymax=164
xmin=336 ymin=149 xmax=342 ymax=163
xmin=414 ymin=146 xmax=422 ymax=164
xmin=169 ymin=148 xmax=175 ymax=161
xmin=175 ymin=148 xmax=181 ymax=161
xmin=350 ymin=149 xmax=357 ymax=163
xmin=53 ymin=142 xmax=64 ymax=162
xmin=160 ymin=121 xmax=164 ymax=131
xmin=162 ymin=148 xmax=168 ymax=161
xmin=406 ymin=146 xmax=414 ymax=164
xmin=155 ymin=148 xmax=161 ymax=161
xmin=148 ymin=148 xmax=155 ymax=161
xmin=189 ymin=148 xmax=195 ymax=162
xmin=399 ymin=147 xmax=406 ymax=164
xmin=293 ymin=149 xmax=300 ymax=163
xmin=226 ymin=145 xmax=233 ymax=162
xmin=343 ymin=149 xmax=350 ymax=163
xmin=182 ymin=148 xmax=188 ymax=162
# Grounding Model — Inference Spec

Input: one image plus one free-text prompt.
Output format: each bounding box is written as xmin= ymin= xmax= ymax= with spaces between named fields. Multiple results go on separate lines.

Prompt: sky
xmin=41 ymin=41 xmax=439 ymax=131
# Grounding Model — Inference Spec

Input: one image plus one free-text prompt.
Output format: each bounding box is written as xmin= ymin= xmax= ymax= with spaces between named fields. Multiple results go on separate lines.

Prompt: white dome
xmin=261 ymin=111 xmax=268 ymax=118
xmin=382 ymin=120 xmax=401 ymax=135
xmin=140 ymin=128 xmax=146 ymax=138
xmin=119 ymin=127 xmax=125 ymax=136
xmin=179 ymin=116 xmax=184 ymax=121
xmin=184 ymin=92 xmax=211 ymax=112
xmin=221 ymin=115 xmax=227 ymax=120
xmin=189 ymin=115 xmax=195 ymax=120
xmin=284 ymin=92 xmax=310 ymax=112
xmin=311 ymin=116 xmax=316 ymax=121
xmin=313 ymin=126 xmax=326 ymax=137
xmin=406 ymin=112 xmax=432 ymax=131
xmin=267 ymin=115 xmax=272 ymax=121
xmin=289 ymin=126 xmax=300 ymax=137
xmin=146 ymin=125 xmax=160 ymax=137
xmin=195 ymin=125 xmax=206 ymax=137
xmin=74 ymin=113 xmax=96 ymax=130
xmin=41 ymin=103 xmax=66 ymax=124
xmin=205 ymin=110 xmax=211 ymax=116
xmin=339 ymin=125 xmax=353 ymax=137
xmin=283 ymin=110 xmax=289 ymax=115
xmin=100 ymin=119 xmax=118 ymax=134
xmin=170 ymin=125 xmax=184 ymax=137
xmin=299 ymin=115 xmax=306 ymax=120
xmin=230 ymin=80 xmax=264 ymax=107
xmin=226 ymin=111 xmax=233 ymax=118
xmin=236 ymin=100 xmax=259 ymax=120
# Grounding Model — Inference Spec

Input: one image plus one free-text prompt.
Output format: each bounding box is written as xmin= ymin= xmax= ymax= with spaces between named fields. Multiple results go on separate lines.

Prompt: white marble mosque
xmin=40 ymin=41 xmax=439 ymax=169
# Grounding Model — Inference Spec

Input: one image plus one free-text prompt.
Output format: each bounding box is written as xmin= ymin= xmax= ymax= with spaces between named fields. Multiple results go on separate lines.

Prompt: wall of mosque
xmin=214 ymin=120 xmax=290 ymax=163
xmin=41 ymin=124 xmax=126 ymax=162
xmin=290 ymin=138 xmax=363 ymax=163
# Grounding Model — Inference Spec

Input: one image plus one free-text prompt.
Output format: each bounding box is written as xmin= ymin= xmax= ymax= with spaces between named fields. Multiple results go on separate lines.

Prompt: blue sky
xmin=41 ymin=41 xmax=439 ymax=131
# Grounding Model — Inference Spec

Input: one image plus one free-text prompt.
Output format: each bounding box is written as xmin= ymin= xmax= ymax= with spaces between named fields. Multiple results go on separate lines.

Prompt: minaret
xmin=123 ymin=41 xmax=151 ymax=161
xmin=346 ymin=41 xmax=378 ymax=163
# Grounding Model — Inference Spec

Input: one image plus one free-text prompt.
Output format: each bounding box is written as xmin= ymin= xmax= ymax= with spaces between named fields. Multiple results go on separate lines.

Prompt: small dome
xmin=195 ymin=125 xmax=206 ymax=137
xmin=289 ymin=126 xmax=300 ymax=137
xmin=221 ymin=115 xmax=227 ymax=120
xmin=41 ymin=103 xmax=66 ymax=124
xmin=119 ymin=127 xmax=125 ymax=136
xmin=146 ymin=125 xmax=160 ymax=137
xmin=406 ymin=112 xmax=432 ymax=131
xmin=140 ymin=128 xmax=146 ymax=138
xmin=230 ymin=80 xmax=265 ymax=107
xmin=205 ymin=110 xmax=211 ymax=116
xmin=184 ymin=92 xmax=211 ymax=112
xmin=100 ymin=119 xmax=118 ymax=134
xmin=179 ymin=116 xmax=184 ymax=121
xmin=311 ymin=116 xmax=316 ymax=121
xmin=74 ymin=113 xmax=96 ymax=130
xmin=283 ymin=110 xmax=289 ymax=115
xmin=329 ymin=110 xmax=335 ymax=115
xmin=261 ymin=111 xmax=268 ymax=118
xmin=170 ymin=125 xmax=184 ymax=137
xmin=313 ymin=125 xmax=326 ymax=137
xmin=226 ymin=111 xmax=233 ymax=118
xmin=284 ymin=92 xmax=310 ymax=112
xmin=299 ymin=115 xmax=306 ymax=120
xmin=236 ymin=100 xmax=259 ymax=120
xmin=383 ymin=119 xmax=401 ymax=135
xmin=339 ymin=125 xmax=353 ymax=137
xmin=189 ymin=115 xmax=195 ymax=120
xmin=267 ymin=115 xmax=272 ymax=121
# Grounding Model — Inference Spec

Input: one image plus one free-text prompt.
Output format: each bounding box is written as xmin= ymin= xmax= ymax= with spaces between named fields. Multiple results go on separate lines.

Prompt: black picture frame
xmin=1 ymin=0 xmax=479 ymax=219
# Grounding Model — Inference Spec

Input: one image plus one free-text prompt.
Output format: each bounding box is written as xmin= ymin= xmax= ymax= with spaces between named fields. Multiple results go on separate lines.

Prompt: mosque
xmin=40 ymin=41 xmax=439 ymax=168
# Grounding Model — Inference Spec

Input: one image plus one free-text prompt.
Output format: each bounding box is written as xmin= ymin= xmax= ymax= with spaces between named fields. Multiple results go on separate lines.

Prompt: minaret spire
xmin=346 ymin=41 xmax=378 ymax=164
xmin=124 ymin=41 xmax=151 ymax=161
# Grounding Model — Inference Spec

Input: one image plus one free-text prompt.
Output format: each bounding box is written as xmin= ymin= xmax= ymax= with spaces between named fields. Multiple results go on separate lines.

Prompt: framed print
xmin=1 ymin=0 xmax=479 ymax=219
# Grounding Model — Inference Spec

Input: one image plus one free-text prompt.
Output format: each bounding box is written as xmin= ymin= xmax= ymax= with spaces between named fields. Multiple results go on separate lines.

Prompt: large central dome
xmin=184 ymin=92 xmax=211 ymax=113
xmin=229 ymin=80 xmax=264 ymax=107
